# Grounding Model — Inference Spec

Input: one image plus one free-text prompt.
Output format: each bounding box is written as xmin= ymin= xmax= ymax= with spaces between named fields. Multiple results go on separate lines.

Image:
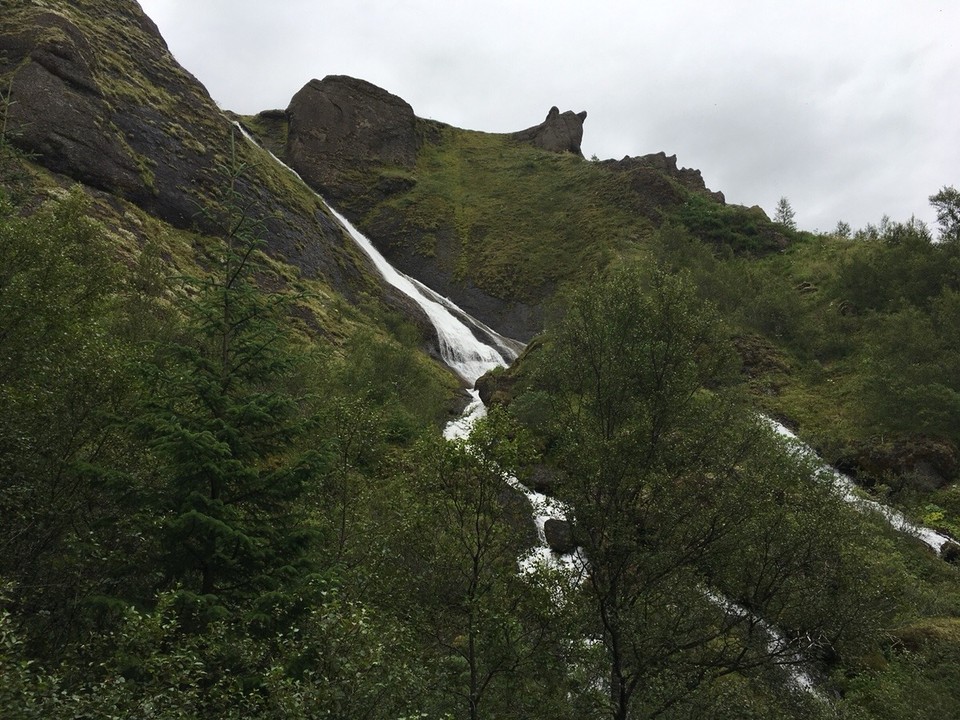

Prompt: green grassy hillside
xmin=3 ymin=1 xmax=960 ymax=717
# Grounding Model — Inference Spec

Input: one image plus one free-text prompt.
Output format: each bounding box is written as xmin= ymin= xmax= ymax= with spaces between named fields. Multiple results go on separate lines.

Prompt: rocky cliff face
xmin=1 ymin=1 xmax=227 ymax=228
xmin=0 ymin=0 xmax=433 ymax=329
xmin=2 ymin=1 xmax=732 ymax=347
xmin=275 ymin=75 xmax=730 ymax=341
xmin=601 ymin=152 xmax=726 ymax=204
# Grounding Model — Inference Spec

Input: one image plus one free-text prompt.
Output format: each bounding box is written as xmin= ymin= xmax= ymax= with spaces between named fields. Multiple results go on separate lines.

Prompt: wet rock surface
xmin=544 ymin=518 xmax=576 ymax=554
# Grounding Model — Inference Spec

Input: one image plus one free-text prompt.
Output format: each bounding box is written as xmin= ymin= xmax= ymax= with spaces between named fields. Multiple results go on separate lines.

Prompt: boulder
xmin=499 ymin=486 xmax=539 ymax=549
xmin=529 ymin=465 xmax=560 ymax=495
xmin=510 ymin=106 xmax=587 ymax=156
xmin=835 ymin=438 xmax=958 ymax=493
xmin=543 ymin=518 xmax=576 ymax=555
xmin=476 ymin=368 xmax=517 ymax=407
xmin=941 ymin=541 xmax=960 ymax=565
xmin=285 ymin=75 xmax=420 ymax=194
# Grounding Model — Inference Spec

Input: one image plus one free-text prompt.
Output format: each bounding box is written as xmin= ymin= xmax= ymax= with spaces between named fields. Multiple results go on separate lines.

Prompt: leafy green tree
xmin=0 ymin=188 xmax=154 ymax=655
xmin=929 ymin=185 xmax=960 ymax=243
xmin=837 ymin=217 xmax=948 ymax=315
xmin=137 ymin=137 xmax=318 ymax=613
xmin=860 ymin=303 xmax=960 ymax=450
xmin=532 ymin=268 xmax=885 ymax=720
xmin=399 ymin=413 xmax=568 ymax=720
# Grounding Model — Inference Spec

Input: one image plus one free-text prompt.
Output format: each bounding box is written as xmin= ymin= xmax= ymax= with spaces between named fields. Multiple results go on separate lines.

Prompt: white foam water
xmin=767 ymin=418 xmax=952 ymax=554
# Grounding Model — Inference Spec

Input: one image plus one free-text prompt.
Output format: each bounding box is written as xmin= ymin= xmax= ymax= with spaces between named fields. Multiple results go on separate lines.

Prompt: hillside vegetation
xmin=3 ymin=1 xmax=960 ymax=718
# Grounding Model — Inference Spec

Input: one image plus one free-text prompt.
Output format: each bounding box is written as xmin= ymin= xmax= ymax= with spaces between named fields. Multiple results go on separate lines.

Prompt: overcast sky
xmin=138 ymin=0 xmax=958 ymax=234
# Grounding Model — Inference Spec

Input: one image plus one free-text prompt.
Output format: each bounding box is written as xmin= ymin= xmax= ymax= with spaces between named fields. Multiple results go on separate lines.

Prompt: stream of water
xmin=236 ymin=123 xmax=952 ymax=698
xmin=768 ymin=419 xmax=952 ymax=554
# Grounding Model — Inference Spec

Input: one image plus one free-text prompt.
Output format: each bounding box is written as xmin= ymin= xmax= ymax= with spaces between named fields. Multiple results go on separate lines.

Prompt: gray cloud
xmin=139 ymin=0 xmax=960 ymax=233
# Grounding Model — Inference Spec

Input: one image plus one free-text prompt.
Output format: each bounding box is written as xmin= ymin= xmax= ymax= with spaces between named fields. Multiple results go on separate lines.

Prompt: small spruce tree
xmin=774 ymin=196 xmax=797 ymax=230
xmin=138 ymin=131 xmax=317 ymax=614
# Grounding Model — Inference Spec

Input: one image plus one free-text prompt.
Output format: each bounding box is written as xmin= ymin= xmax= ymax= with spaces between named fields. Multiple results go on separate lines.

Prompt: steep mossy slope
xmin=3 ymin=2 xmax=960 ymax=717
xmin=0 ymin=0 xmax=442 ymax=332
xmin=248 ymin=87 xmax=787 ymax=340
xmin=0 ymin=0 xmax=464 ymax=405
xmin=250 ymin=71 xmax=960 ymax=538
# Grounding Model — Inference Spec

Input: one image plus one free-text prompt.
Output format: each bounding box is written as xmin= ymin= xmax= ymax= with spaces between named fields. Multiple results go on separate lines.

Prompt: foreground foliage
xmin=2 ymin=142 xmax=960 ymax=719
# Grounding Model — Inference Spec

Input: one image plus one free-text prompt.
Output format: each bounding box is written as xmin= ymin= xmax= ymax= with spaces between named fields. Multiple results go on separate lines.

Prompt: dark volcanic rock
xmin=1 ymin=12 xmax=148 ymax=202
xmin=286 ymin=75 xmax=420 ymax=195
xmin=0 ymin=1 xmax=434 ymax=327
xmin=354 ymin=204 xmax=546 ymax=341
xmin=510 ymin=106 xmax=587 ymax=156
xmin=835 ymin=438 xmax=958 ymax=493
xmin=601 ymin=152 xmax=725 ymax=203
xmin=0 ymin=3 xmax=230 ymax=230
xmin=528 ymin=465 xmax=561 ymax=495
xmin=942 ymin=542 xmax=960 ymax=564
xmin=543 ymin=518 xmax=576 ymax=554
xmin=476 ymin=368 xmax=518 ymax=407
xmin=500 ymin=486 xmax=539 ymax=549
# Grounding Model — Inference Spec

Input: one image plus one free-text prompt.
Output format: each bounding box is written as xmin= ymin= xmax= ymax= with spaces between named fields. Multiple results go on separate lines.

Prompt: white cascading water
xmin=232 ymin=124 xmax=578 ymax=568
xmin=327 ymin=200 xmax=589 ymax=578
xmin=233 ymin=123 xmax=517 ymax=386
xmin=326 ymin=204 xmax=516 ymax=385
xmin=234 ymin=122 xmax=952 ymax=555
xmin=768 ymin=419 xmax=952 ymax=554
xmin=236 ymin=123 xmax=953 ymax=697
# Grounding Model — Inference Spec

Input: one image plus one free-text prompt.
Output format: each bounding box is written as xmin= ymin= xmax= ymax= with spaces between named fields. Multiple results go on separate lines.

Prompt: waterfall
xmin=319 ymin=200 xmax=590 ymax=577
xmin=325 ymin=205 xmax=516 ymax=385
xmin=234 ymin=122 xmax=951 ymax=700
xmin=768 ymin=419 xmax=953 ymax=554
xmin=234 ymin=129 xmax=816 ymax=694
xmin=232 ymin=122 xmax=517 ymax=385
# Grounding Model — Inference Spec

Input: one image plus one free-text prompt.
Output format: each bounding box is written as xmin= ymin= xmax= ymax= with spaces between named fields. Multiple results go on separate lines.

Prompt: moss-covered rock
xmin=0 ymin=0 xmax=446 ymax=351
xmin=835 ymin=437 xmax=959 ymax=493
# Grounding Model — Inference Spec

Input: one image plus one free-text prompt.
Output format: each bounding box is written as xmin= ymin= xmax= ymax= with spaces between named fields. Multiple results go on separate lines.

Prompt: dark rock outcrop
xmin=285 ymin=75 xmax=420 ymax=196
xmin=476 ymin=369 xmax=514 ymax=407
xmin=510 ymin=106 xmax=587 ymax=156
xmin=1 ymin=10 xmax=150 ymax=204
xmin=500 ymin=487 xmax=539 ymax=549
xmin=543 ymin=519 xmax=576 ymax=554
xmin=942 ymin=542 xmax=960 ymax=564
xmin=528 ymin=465 xmax=560 ymax=496
xmin=835 ymin=438 xmax=958 ymax=493
xmin=1 ymin=1 xmax=439 ymax=348
xmin=601 ymin=152 xmax=725 ymax=203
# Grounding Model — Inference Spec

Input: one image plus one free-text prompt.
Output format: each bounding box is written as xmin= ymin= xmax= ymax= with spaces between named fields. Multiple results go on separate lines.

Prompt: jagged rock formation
xmin=286 ymin=75 xmax=420 ymax=197
xmin=510 ymin=106 xmax=588 ymax=156
xmin=277 ymin=76 xmax=738 ymax=340
xmin=1 ymin=2 xmax=756 ymax=353
xmin=602 ymin=152 xmax=726 ymax=203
